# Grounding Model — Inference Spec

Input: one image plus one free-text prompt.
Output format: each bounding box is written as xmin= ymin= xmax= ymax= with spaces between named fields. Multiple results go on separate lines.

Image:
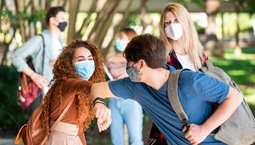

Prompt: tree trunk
xmin=76 ymin=0 xmax=98 ymax=38
xmin=62 ymin=0 xmax=68 ymax=8
xmin=45 ymin=0 xmax=52 ymax=13
xmin=88 ymin=0 xmax=122 ymax=48
xmin=204 ymin=0 xmax=223 ymax=57
xmin=87 ymin=0 xmax=111 ymax=40
xmin=1 ymin=29 xmax=16 ymax=65
xmin=221 ymin=12 xmax=225 ymax=40
xmin=140 ymin=0 xmax=149 ymax=34
xmin=67 ymin=0 xmax=81 ymax=43
xmin=103 ymin=0 xmax=134 ymax=58
xmin=0 ymin=0 xmax=5 ymax=29
xmin=14 ymin=0 xmax=27 ymax=42
xmin=234 ymin=2 xmax=241 ymax=56
xmin=31 ymin=0 xmax=38 ymax=35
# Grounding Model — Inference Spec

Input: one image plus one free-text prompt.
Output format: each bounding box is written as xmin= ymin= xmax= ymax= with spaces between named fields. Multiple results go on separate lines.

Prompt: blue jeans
xmin=109 ymin=98 xmax=144 ymax=145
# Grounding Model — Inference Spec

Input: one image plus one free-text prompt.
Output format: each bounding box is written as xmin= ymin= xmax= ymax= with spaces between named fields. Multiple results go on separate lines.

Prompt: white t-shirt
xmin=176 ymin=54 xmax=196 ymax=71
xmin=51 ymin=36 xmax=63 ymax=60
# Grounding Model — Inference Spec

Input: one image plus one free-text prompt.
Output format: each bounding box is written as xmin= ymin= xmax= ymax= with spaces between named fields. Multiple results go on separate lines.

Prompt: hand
xmin=30 ymin=73 xmax=48 ymax=89
xmin=183 ymin=124 xmax=209 ymax=145
xmin=94 ymin=103 xmax=112 ymax=132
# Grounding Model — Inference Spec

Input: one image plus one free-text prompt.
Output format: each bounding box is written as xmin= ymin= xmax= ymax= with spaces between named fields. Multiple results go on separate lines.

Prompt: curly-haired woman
xmin=40 ymin=40 xmax=111 ymax=145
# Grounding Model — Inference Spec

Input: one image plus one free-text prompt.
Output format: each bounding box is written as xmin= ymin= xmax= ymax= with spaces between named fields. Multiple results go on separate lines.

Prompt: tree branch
xmin=76 ymin=0 xmax=97 ymax=37
xmin=103 ymin=0 xmax=134 ymax=58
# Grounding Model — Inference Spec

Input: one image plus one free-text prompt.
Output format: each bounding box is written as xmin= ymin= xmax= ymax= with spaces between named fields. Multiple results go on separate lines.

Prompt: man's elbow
xmin=228 ymin=87 xmax=243 ymax=107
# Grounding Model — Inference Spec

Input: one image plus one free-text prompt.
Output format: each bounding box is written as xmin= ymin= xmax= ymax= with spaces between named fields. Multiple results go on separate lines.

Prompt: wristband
xmin=93 ymin=97 xmax=105 ymax=107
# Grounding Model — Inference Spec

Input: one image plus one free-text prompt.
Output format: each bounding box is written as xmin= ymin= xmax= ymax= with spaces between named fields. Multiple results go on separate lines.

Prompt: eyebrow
xmin=76 ymin=55 xmax=93 ymax=59
xmin=76 ymin=56 xmax=85 ymax=59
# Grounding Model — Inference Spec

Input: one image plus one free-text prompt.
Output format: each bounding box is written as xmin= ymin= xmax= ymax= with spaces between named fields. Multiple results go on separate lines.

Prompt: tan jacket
xmin=47 ymin=79 xmax=95 ymax=145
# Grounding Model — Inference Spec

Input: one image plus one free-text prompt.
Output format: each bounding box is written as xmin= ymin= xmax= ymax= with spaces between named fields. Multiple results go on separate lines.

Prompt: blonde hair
xmin=159 ymin=3 xmax=203 ymax=70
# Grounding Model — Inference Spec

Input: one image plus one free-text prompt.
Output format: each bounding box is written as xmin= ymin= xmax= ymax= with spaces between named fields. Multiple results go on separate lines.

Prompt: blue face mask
xmin=114 ymin=39 xmax=125 ymax=52
xmin=75 ymin=60 xmax=95 ymax=80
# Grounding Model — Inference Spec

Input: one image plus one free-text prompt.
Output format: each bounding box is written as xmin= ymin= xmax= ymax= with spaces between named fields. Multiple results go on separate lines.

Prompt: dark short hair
xmin=124 ymin=34 xmax=167 ymax=68
xmin=45 ymin=6 xmax=65 ymax=25
xmin=121 ymin=27 xmax=137 ymax=40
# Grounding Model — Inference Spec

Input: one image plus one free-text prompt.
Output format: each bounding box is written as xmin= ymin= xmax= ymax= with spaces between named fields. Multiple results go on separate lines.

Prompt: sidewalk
xmin=0 ymin=138 xmax=15 ymax=145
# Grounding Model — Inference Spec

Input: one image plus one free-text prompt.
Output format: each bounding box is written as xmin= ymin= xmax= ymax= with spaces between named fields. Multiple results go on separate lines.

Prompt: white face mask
xmin=165 ymin=22 xmax=183 ymax=40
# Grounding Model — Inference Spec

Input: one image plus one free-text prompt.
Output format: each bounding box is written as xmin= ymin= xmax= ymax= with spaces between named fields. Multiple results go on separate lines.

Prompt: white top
xmin=51 ymin=36 xmax=63 ymax=60
xmin=176 ymin=54 xmax=196 ymax=71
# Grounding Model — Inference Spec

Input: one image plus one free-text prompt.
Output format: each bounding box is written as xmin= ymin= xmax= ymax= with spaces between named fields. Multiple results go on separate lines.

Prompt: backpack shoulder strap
xmin=38 ymin=34 xmax=46 ymax=49
xmin=51 ymin=95 xmax=76 ymax=129
xmin=38 ymin=34 xmax=46 ymax=73
xmin=37 ymin=95 xmax=76 ymax=144
xmin=168 ymin=69 xmax=189 ymax=125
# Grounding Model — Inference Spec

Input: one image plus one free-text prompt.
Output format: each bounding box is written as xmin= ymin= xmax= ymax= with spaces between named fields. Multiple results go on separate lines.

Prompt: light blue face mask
xmin=75 ymin=60 xmax=95 ymax=80
xmin=114 ymin=39 xmax=126 ymax=52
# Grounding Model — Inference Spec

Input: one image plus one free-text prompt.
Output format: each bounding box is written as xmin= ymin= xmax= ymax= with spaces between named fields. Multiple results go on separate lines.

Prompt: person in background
xmin=106 ymin=28 xmax=144 ymax=145
xmin=12 ymin=6 xmax=68 ymax=113
xmin=149 ymin=3 xmax=209 ymax=145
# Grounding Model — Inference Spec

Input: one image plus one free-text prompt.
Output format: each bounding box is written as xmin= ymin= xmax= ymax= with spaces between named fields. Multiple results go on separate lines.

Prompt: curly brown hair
xmin=41 ymin=40 xmax=105 ymax=135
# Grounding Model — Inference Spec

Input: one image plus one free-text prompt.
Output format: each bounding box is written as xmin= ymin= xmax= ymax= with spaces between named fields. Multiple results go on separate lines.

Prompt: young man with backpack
xmin=12 ymin=6 xmax=67 ymax=113
xmin=91 ymin=34 xmax=244 ymax=145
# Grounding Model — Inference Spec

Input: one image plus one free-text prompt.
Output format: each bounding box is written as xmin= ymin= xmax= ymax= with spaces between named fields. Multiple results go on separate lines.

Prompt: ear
xmin=139 ymin=59 xmax=147 ymax=70
xmin=49 ymin=17 xmax=57 ymax=25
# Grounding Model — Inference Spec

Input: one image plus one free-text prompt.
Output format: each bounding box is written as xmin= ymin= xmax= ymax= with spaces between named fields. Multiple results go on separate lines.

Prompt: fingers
xmin=182 ymin=125 xmax=188 ymax=133
xmin=96 ymin=106 xmax=104 ymax=124
xmin=185 ymin=130 xmax=193 ymax=141
xmin=101 ymin=109 xmax=111 ymax=130
xmin=95 ymin=104 xmax=112 ymax=132
xmin=39 ymin=76 xmax=48 ymax=88
xmin=32 ymin=74 xmax=48 ymax=89
xmin=184 ymin=124 xmax=195 ymax=144
xmin=97 ymin=110 xmax=111 ymax=132
xmin=184 ymin=124 xmax=202 ymax=145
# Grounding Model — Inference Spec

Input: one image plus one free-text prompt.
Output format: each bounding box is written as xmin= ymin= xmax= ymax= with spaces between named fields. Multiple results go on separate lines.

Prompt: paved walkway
xmin=0 ymin=139 xmax=16 ymax=145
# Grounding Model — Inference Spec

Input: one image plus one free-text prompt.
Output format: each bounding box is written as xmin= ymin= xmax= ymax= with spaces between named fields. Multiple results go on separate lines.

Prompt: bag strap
xmin=38 ymin=95 xmax=76 ymax=145
xmin=51 ymin=96 xmax=76 ymax=129
xmin=38 ymin=34 xmax=45 ymax=75
xmin=167 ymin=69 xmax=189 ymax=125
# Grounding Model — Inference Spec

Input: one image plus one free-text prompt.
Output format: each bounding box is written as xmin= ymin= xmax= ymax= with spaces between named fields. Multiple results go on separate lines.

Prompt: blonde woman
xmin=149 ymin=3 xmax=208 ymax=145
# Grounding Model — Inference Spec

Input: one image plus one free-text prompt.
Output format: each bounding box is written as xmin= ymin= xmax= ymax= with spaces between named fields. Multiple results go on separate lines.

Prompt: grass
xmin=212 ymin=47 xmax=255 ymax=114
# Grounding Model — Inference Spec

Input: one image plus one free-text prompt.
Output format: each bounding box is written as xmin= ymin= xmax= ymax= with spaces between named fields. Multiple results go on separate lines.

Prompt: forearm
xmin=91 ymin=82 xmax=114 ymax=101
xmin=23 ymin=68 xmax=36 ymax=77
xmin=201 ymin=87 xmax=243 ymax=134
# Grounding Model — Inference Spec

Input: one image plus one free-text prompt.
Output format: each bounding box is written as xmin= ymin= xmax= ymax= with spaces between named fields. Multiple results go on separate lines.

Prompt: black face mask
xmin=57 ymin=21 xmax=67 ymax=32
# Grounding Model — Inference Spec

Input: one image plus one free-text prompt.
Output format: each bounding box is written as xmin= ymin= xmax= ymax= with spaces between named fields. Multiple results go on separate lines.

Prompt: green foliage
xmin=178 ymin=0 xmax=204 ymax=7
xmin=18 ymin=9 xmax=45 ymax=23
xmin=194 ymin=22 xmax=205 ymax=34
xmin=126 ymin=14 xmax=140 ymax=26
xmin=0 ymin=65 xmax=27 ymax=133
xmin=0 ymin=7 xmax=14 ymax=20
xmin=0 ymin=7 xmax=16 ymax=26
xmin=28 ymin=9 xmax=45 ymax=23
xmin=212 ymin=47 xmax=255 ymax=112
xmin=229 ymin=0 xmax=255 ymax=13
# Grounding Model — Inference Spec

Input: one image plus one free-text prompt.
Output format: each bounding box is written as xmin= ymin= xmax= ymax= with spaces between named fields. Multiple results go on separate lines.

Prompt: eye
xmin=164 ymin=21 xmax=171 ymax=26
xmin=87 ymin=56 xmax=94 ymax=60
xmin=77 ymin=58 xmax=86 ymax=62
